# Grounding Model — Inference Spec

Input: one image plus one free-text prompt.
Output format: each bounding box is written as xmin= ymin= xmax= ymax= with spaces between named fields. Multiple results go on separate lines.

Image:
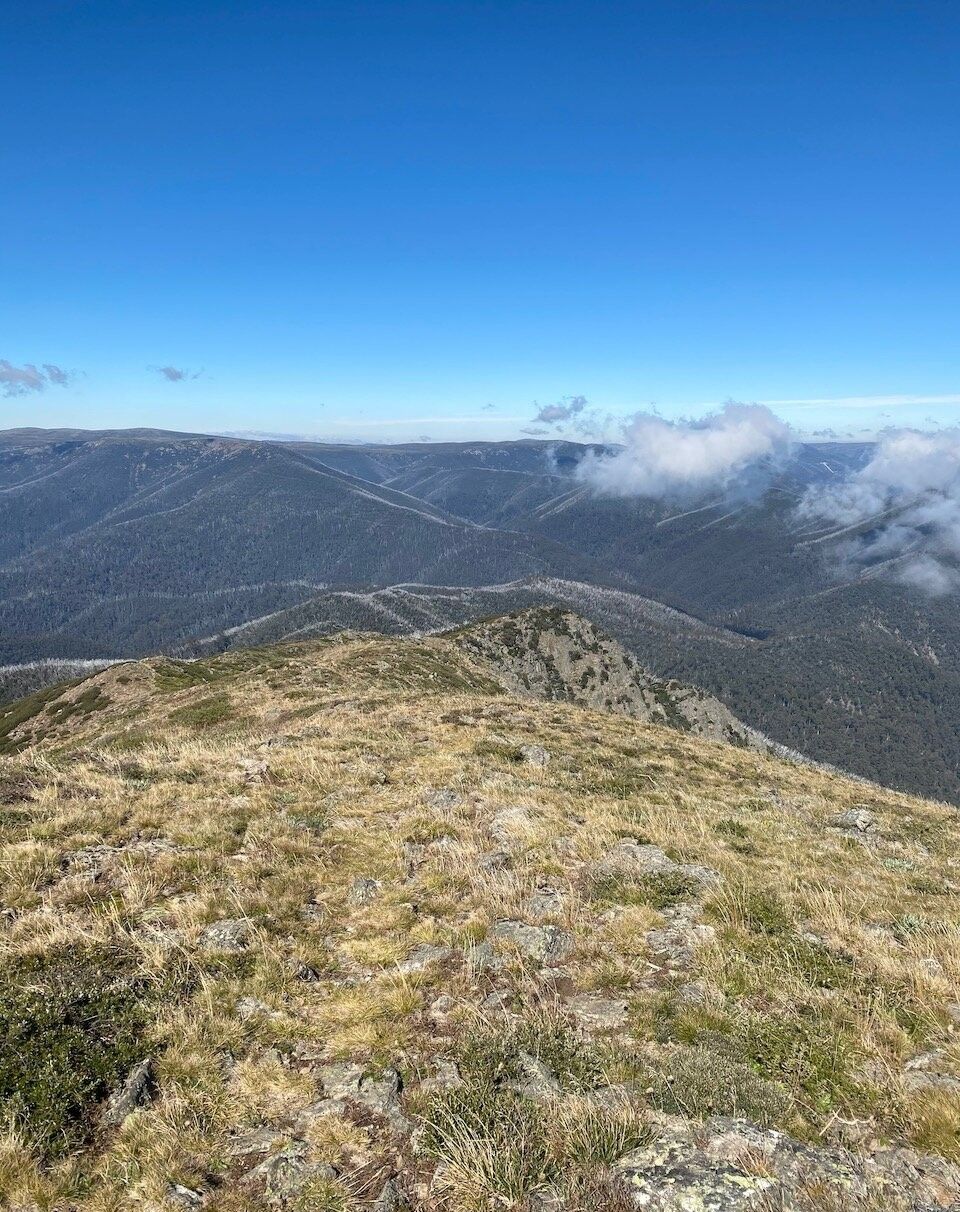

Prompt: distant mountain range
xmin=3 ymin=426 xmax=958 ymax=803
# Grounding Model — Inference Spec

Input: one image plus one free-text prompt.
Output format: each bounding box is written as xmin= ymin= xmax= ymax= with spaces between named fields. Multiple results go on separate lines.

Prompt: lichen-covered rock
xmin=102 ymin=1057 xmax=152 ymax=1127
xmin=828 ymin=807 xmax=877 ymax=833
xmin=618 ymin=1115 xmax=960 ymax=1210
xmin=199 ymin=918 xmax=249 ymax=952
xmin=594 ymin=839 xmax=719 ymax=891
xmin=398 ymin=942 xmax=453 ymax=973
xmin=566 ymin=993 xmax=630 ymax=1031
xmin=488 ymin=919 xmax=574 ymax=965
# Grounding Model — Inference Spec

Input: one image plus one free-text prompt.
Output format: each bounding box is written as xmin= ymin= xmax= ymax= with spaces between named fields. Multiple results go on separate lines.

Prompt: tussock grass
xmin=0 ymin=631 xmax=957 ymax=1204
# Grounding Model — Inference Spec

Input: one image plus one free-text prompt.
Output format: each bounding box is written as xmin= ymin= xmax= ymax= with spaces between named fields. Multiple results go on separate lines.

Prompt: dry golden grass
xmin=0 ymin=633 xmax=958 ymax=1207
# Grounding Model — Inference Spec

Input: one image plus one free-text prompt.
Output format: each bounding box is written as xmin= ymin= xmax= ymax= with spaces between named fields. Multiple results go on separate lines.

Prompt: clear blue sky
xmin=2 ymin=1 xmax=959 ymax=441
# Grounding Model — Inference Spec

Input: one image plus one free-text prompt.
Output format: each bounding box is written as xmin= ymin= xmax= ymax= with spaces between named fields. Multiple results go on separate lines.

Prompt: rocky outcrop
xmin=452 ymin=608 xmax=756 ymax=746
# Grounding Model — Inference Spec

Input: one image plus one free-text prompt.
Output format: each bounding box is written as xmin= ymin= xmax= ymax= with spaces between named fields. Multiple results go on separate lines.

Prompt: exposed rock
xmin=453 ymin=608 xmax=757 ymax=747
xmin=166 ymin=1184 xmax=205 ymax=1209
xmin=645 ymin=908 xmax=717 ymax=969
xmin=488 ymin=919 xmax=574 ymax=965
xmin=903 ymin=1051 xmax=960 ymax=1093
xmin=520 ymin=744 xmax=551 ymax=767
xmin=423 ymin=788 xmax=462 ymax=811
xmin=242 ymin=1140 xmax=336 ymax=1202
xmin=512 ymin=1050 xmax=561 ymax=1100
xmin=372 ymin=1179 xmax=402 ymax=1211
xmin=200 ymin=918 xmax=250 ymax=952
xmin=465 ymin=940 xmax=506 ymax=973
xmin=237 ymin=757 xmax=269 ymax=784
xmin=421 ymin=1058 xmax=464 ymax=1092
xmin=829 ymin=807 xmax=877 ymax=833
xmin=566 ymin=993 xmax=630 ymax=1031
xmin=236 ymin=996 xmax=273 ymax=1019
xmin=524 ymin=886 xmax=565 ymax=920
xmin=313 ymin=1062 xmax=409 ymax=1130
xmin=488 ymin=805 xmax=533 ymax=847
xmin=618 ymin=1115 xmax=960 ymax=1210
xmin=397 ymin=943 xmax=453 ymax=973
xmin=348 ymin=876 xmax=382 ymax=905
xmin=593 ymin=839 xmax=719 ymax=890
xmin=429 ymin=993 xmax=456 ymax=1018
xmin=102 ymin=1057 xmax=153 ymax=1126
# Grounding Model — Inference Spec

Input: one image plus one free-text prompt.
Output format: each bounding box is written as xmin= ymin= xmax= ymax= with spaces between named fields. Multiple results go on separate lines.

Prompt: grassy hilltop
xmin=1 ymin=615 xmax=959 ymax=1210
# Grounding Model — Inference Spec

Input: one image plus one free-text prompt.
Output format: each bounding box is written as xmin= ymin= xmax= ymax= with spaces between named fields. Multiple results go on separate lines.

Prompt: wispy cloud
xmin=532 ymin=394 xmax=589 ymax=425
xmin=0 ymin=359 xmax=73 ymax=397
xmin=153 ymin=364 xmax=204 ymax=382
xmin=798 ymin=427 xmax=960 ymax=594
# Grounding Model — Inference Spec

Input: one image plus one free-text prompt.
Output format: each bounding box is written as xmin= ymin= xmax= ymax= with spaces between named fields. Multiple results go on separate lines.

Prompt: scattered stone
xmin=903 ymin=1052 xmax=960 ymax=1093
xmin=427 ymin=834 xmax=458 ymax=852
xmin=520 ymin=744 xmax=551 ymax=767
xmin=421 ymin=1058 xmax=464 ymax=1092
xmin=315 ymin=1062 xmax=408 ymax=1128
xmin=372 ymin=1179 xmax=401 ymax=1212
xmin=465 ymin=940 xmax=506 ymax=974
xmin=242 ymin=1140 xmax=336 ymax=1202
xmin=488 ymin=805 xmax=532 ymax=847
xmin=289 ymin=959 xmax=321 ymax=982
xmin=423 ymin=788 xmax=462 ymax=811
xmin=946 ymin=1002 xmax=960 ymax=1029
xmin=527 ymin=1188 xmax=565 ymax=1212
xmin=828 ymin=807 xmax=877 ymax=833
xmin=478 ymin=849 xmax=511 ymax=872
xmin=593 ymin=839 xmax=719 ymax=889
xmin=167 ymin=1184 xmax=205 ymax=1209
xmin=566 ymin=993 xmax=629 ymax=1031
xmin=237 ymin=758 xmax=269 ymax=785
xmin=488 ymin=919 xmax=574 ymax=965
xmin=102 ymin=1057 xmax=153 ymax=1126
xmin=643 ymin=902 xmax=717 ymax=970
xmin=200 ymin=918 xmax=250 ymax=952
xmin=524 ymin=886 xmax=565 ymax=920
xmin=617 ymin=1114 xmax=960 ymax=1210
xmin=481 ymin=989 xmax=512 ymax=1013
xmin=348 ymin=876 xmax=382 ymax=905
xmin=398 ymin=943 xmax=453 ymax=973
xmin=429 ymin=993 xmax=456 ymax=1018
xmin=512 ymin=1050 xmax=561 ymax=1100
xmin=236 ymin=996 xmax=273 ymax=1019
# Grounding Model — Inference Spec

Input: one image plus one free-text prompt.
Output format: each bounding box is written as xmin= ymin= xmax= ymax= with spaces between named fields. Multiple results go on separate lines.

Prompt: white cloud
xmin=575 ymin=402 xmax=793 ymax=499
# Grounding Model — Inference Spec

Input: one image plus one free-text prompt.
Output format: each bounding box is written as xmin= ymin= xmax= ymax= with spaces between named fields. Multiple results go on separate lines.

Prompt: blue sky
xmin=2 ymin=0 xmax=959 ymax=442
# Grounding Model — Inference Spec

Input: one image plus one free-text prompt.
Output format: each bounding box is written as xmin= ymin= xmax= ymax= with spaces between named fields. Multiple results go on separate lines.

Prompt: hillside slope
xmin=0 ymin=432 xmax=611 ymax=661
xmin=451 ymin=608 xmax=756 ymax=748
xmin=1 ymin=628 xmax=959 ymax=1210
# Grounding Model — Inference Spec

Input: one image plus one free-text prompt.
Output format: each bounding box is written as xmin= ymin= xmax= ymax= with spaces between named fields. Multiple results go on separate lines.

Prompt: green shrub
xmin=641 ymin=1044 xmax=791 ymax=1127
xmin=168 ymin=694 xmax=236 ymax=729
xmin=0 ymin=945 xmax=158 ymax=1157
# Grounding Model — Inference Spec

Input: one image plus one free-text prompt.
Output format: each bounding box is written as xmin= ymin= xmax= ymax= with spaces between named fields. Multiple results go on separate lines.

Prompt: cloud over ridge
xmin=799 ymin=428 xmax=960 ymax=593
xmin=575 ymin=402 xmax=793 ymax=499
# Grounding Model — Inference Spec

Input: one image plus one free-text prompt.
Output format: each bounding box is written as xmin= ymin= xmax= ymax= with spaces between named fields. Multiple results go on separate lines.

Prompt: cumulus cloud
xmin=575 ymin=402 xmax=793 ymax=500
xmin=533 ymin=394 xmax=589 ymax=425
xmin=0 ymin=359 xmax=73 ymax=397
xmin=798 ymin=427 xmax=960 ymax=594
